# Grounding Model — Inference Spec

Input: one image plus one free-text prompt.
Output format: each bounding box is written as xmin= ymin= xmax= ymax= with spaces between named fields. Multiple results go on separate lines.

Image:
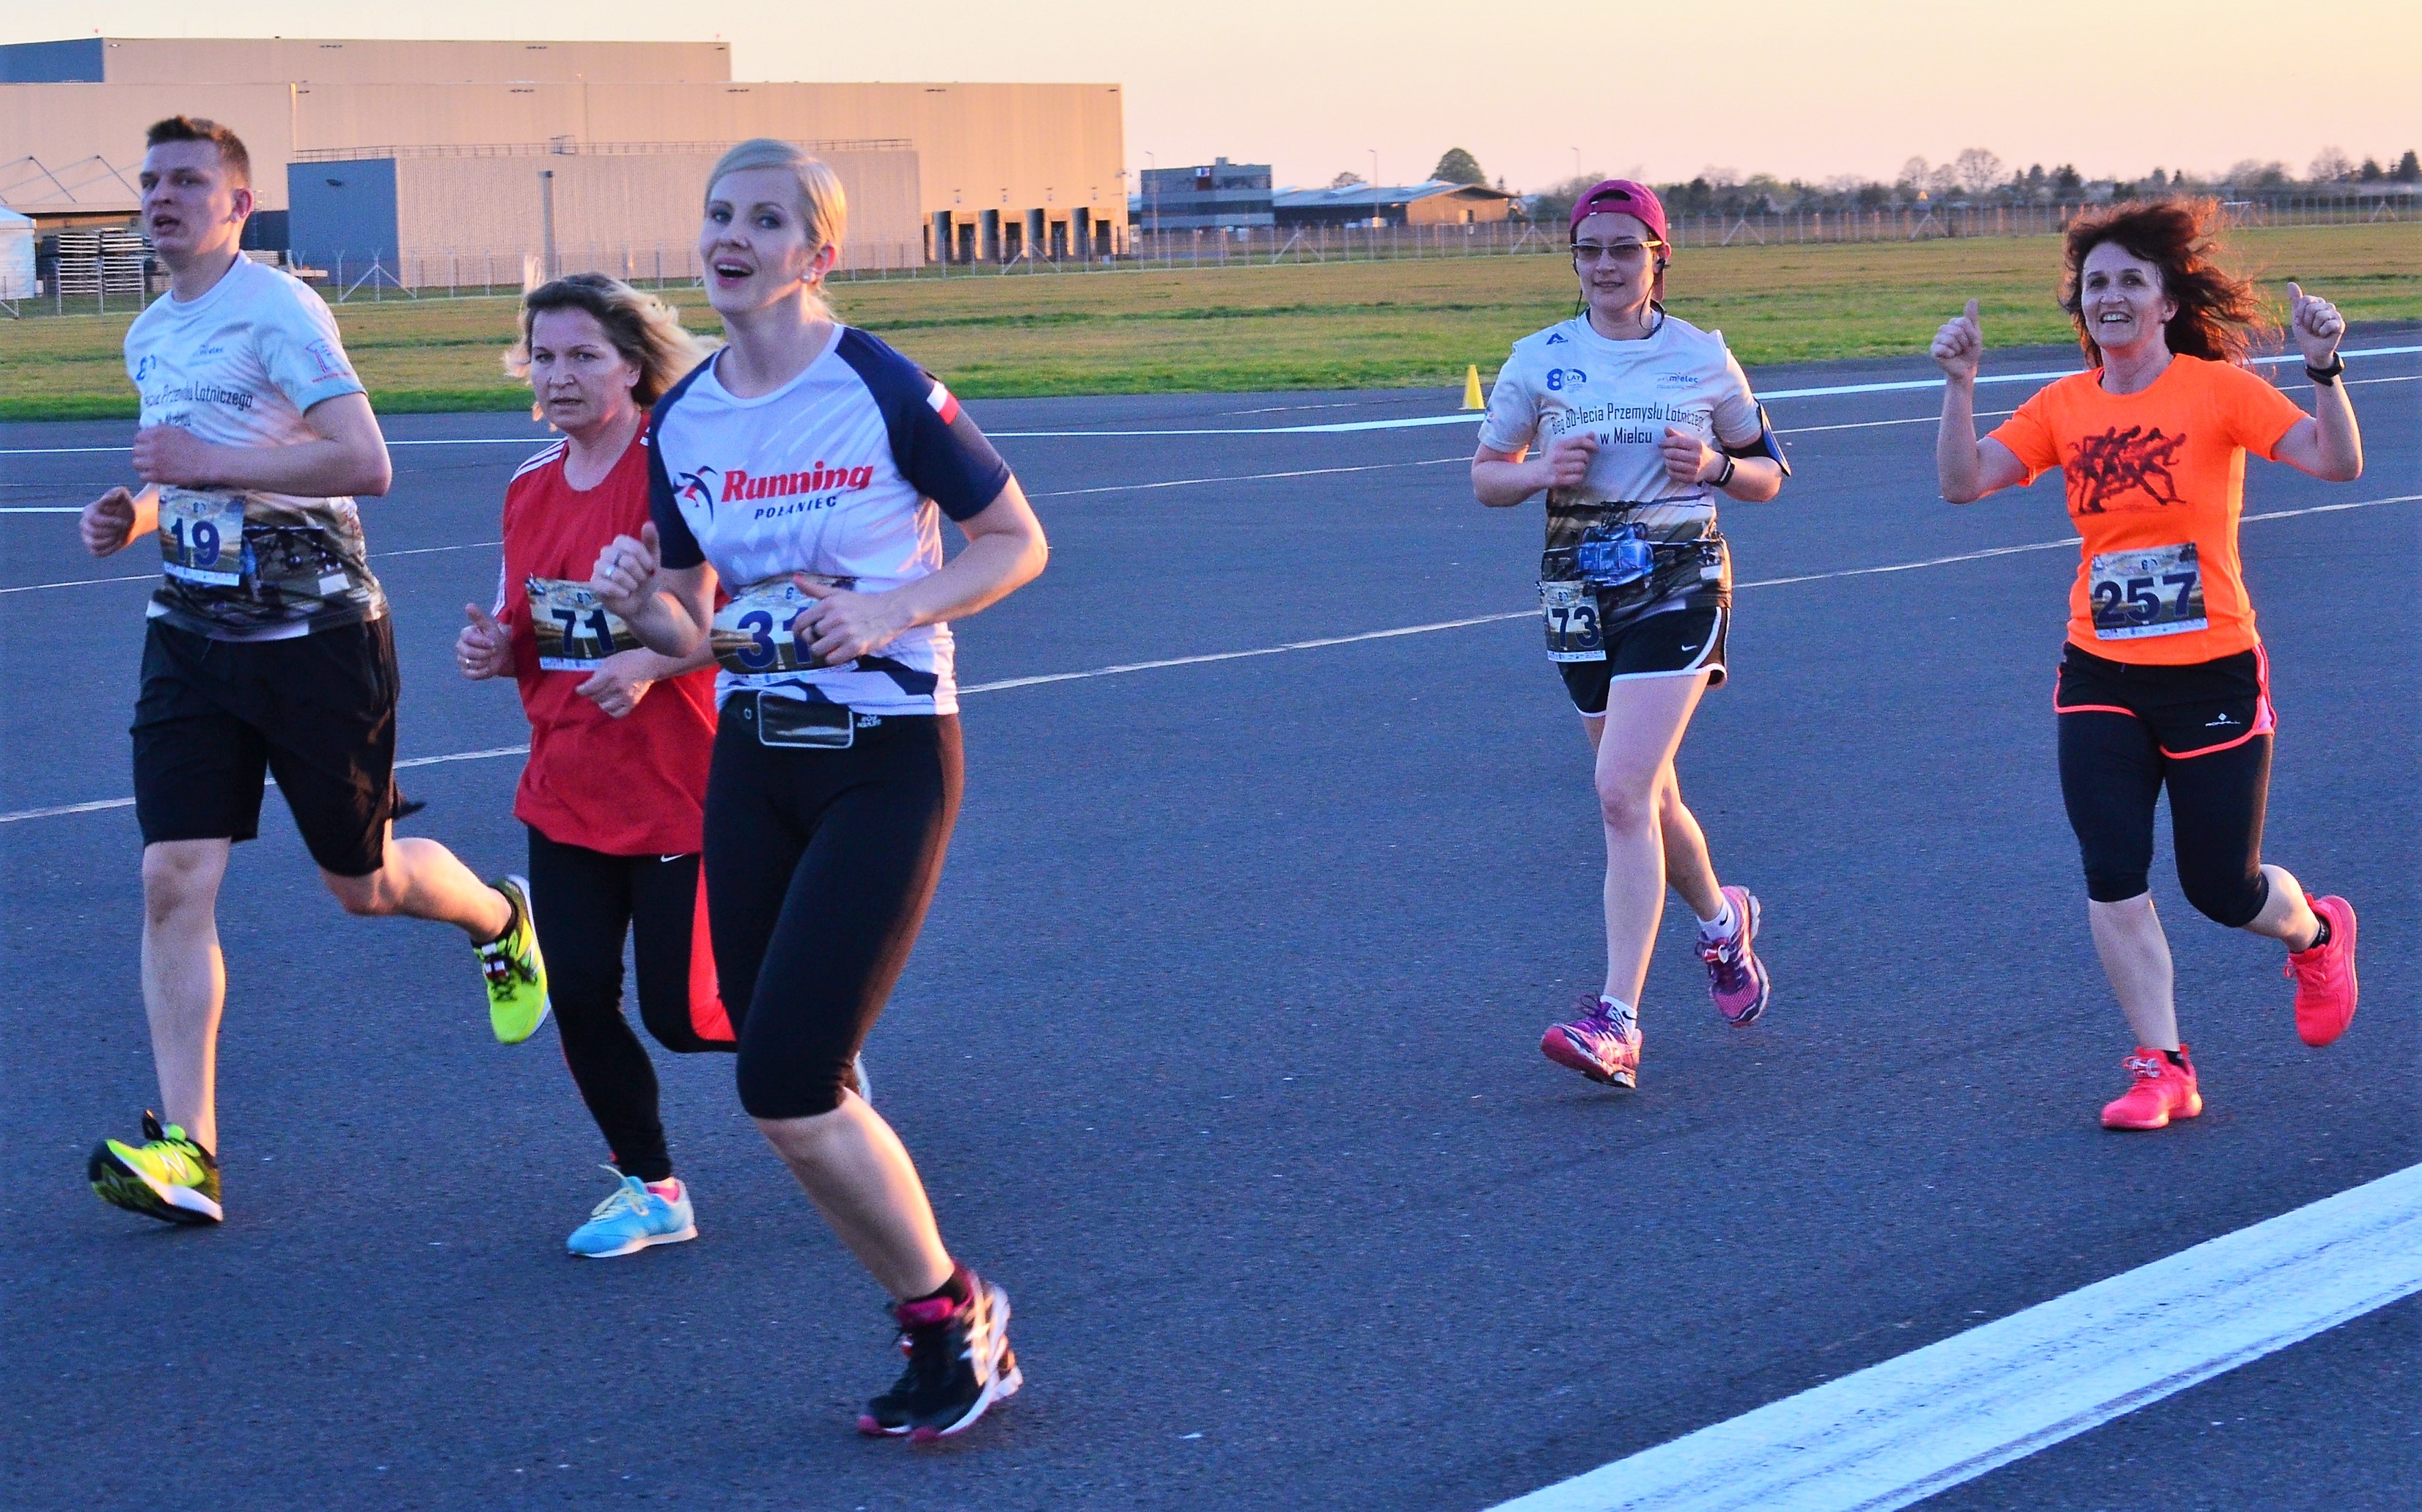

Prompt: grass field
xmin=7 ymin=224 xmax=2415 ymax=420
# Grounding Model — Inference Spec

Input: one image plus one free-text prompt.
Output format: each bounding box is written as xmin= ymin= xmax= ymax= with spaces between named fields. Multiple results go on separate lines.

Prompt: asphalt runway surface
xmin=4 ymin=329 xmax=2416 ymax=1511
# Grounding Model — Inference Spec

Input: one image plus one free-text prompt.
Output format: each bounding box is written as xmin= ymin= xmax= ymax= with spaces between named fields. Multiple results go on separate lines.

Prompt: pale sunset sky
xmin=21 ymin=0 xmax=2421 ymax=191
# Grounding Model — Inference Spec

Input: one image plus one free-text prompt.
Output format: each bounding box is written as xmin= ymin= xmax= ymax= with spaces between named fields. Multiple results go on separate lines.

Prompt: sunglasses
xmin=1571 ymin=240 xmax=1665 ymax=263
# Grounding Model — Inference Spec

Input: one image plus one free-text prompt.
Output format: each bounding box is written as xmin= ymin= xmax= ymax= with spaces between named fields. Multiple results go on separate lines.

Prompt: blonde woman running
xmin=590 ymin=140 xmax=1047 ymax=1440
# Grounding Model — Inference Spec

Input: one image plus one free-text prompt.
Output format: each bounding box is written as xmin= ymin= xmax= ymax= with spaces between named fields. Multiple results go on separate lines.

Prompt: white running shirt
xmin=122 ymin=254 xmax=381 ymax=639
xmin=1479 ymin=312 xmax=1764 ymax=537
xmin=647 ymin=326 xmax=1013 ymax=716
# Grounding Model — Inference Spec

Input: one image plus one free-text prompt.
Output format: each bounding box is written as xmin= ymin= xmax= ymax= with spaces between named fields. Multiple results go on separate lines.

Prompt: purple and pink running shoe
xmin=1699 ymin=884 xmax=1770 ymax=1027
xmin=1540 ymin=996 xmax=1642 ymax=1089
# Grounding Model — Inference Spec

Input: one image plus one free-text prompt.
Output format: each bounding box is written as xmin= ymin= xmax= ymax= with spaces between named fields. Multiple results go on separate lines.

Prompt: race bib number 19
xmin=1540 ymin=580 xmax=1607 ymax=663
xmin=711 ymin=576 xmax=851 ymax=675
xmin=526 ymin=576 xmax=640 ymax=669
xmin=2089 ymin=543 xmax=2206 ymax=640
xmin=159 ymin=490 xmax=247 ymax=587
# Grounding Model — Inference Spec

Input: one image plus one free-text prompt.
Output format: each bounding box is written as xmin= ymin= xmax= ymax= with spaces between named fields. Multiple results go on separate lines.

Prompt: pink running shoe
xmin=1541 ymin=996 xmax=1641 ymax=1089
xmin=1699 ymin=885 xmax=1770 ymax=1027
xmin=2285 ymin=895 xmax=2357 ymax=1048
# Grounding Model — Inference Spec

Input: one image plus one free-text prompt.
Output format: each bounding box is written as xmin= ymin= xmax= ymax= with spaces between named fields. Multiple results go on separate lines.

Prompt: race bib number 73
xmin=526 ymin=576 xmax=640 ymax=670
xmin=1540 ymin=579 xmax=1607 ymax=663
xmin=2089 ymin=543 xmax=2206 ymax=640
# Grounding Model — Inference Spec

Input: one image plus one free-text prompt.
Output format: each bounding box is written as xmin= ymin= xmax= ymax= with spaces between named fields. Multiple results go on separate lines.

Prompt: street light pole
xmin=1145 ymin=150 xmax=1159 ymax=248
xmin=1370 ymin=148 xmax=1380 ymax=232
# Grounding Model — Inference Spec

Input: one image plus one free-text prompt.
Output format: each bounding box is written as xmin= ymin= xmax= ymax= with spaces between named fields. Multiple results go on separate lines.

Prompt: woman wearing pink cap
xmin=1472 ymin=180 xmax=1792 ymax=1090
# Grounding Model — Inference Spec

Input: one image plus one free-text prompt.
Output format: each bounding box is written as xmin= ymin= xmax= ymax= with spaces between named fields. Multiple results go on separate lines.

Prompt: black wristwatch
xmin=2305 ymin=353 xmax=2345 ymax=386
xmin=1711 ymin=455 xmax=1738 ymax=488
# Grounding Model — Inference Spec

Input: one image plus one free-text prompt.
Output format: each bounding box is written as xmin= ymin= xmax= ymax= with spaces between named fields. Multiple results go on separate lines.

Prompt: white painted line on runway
xmin=0 ymin=435 xmax=551 ymax=458
xmin=0 ymin=743 xmax=540 ymax=825
xmin=10 ymin=345 xmax=2413 ymax=456
xmin=1486 ymin=1161 xmax=2422 ymax=1512
xmin=957 ymin=610 xmax=1533 ymax=694
xmin=1751 ymin=343 xmax=2422 ymax=403
xmin=1772 ymin=373 xmax=2417 ymax=438
xmin=1030 ymin=455 xmax=1463 ymax=499
xmin=1735 ymin=492 xmax=2421 ymax=589
xmin=4 ymin=492 xmax=2414 ymax=826
xmin=0 ymin=540 xmax=505 ymax=595
xmin=0 ymin=569 xmax=155 ymax=594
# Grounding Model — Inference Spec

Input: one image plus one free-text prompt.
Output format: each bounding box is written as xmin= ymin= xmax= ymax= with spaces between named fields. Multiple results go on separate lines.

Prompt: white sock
xmin=1698 ymin=896 xmax=1736 ymax=939
xmin=1597 ymin=997 xmax=1638 ymax=1032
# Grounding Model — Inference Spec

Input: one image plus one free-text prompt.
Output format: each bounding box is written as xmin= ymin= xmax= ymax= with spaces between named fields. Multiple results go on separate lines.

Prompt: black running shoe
xmin=856 ymin=1272 xmax=1022 ymax=1442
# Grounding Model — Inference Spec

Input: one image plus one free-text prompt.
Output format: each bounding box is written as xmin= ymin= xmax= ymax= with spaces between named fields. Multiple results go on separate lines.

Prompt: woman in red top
xmin=457 ymin=274 xmax=729 ymax=1254
xmin=1931 ymin=200 xmax=2366 ymax=1131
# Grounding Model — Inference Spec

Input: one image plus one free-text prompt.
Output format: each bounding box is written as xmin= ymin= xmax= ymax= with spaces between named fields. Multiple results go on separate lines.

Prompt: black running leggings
xmin=2057 ymin=718 xmax=2272 ymax=928
xmin=704 ymin=706 xmax=961 ymax=1120
xmin=525 ymin=826 xmax=732 ymax=1183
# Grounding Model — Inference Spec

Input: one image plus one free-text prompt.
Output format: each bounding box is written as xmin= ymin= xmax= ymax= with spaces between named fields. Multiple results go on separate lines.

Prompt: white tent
xmin=0 ymin=208 xmax=34 ymax=300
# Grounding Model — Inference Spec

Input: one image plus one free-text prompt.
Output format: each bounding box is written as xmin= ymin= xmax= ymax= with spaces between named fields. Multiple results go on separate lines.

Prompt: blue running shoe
xmin=566 ymin=1170 xmax=696 ymax=1258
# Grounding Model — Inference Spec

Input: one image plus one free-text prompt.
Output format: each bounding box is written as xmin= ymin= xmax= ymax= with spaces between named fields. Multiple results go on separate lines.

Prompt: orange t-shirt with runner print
xmin=1989 ymin=355 xmax=2307 ymax=666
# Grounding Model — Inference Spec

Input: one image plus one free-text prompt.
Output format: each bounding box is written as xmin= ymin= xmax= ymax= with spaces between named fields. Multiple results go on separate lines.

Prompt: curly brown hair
xmin=2060 ymin=199 xmax=2270 ymax=366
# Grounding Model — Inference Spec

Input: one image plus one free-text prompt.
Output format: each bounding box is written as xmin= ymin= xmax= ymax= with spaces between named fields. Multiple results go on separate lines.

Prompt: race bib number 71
xmin=2089 ymin=543 xmax=2206 ymax=640
xmin=526 ymin=576 xmax=640 ymax=670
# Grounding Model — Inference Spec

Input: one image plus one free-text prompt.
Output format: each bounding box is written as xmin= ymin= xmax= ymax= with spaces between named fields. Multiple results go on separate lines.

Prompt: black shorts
xmin=131 ymin=617 xmax=400 ymax=877
xmin=1557 ymin=604 xmax=1728 ymax=716
xmin=705 ymin=700 xmax=961 ymax=1121
xmin=2052 ymin=642 xmax=2273 ymax=757
xmin=2054 ymin=642 xmax=2275 ymax=925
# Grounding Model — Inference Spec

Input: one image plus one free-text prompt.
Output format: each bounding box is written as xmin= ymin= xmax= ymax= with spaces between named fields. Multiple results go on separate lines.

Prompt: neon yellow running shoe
xmin=89 ymin=1111 xmax=222 ymax=1225
xmin=478 ymin=875 xmax=551 ymax=1043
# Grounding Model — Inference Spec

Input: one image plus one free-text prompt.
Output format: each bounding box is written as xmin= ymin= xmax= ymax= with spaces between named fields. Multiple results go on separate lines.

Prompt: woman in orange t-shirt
xmin=1930 ymin=199 xmax=2367 ymax=1133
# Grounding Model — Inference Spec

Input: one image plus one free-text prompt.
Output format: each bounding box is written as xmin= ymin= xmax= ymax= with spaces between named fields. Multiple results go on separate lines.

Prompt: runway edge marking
xmin=3 ymin=492 xmax=2414 ymax=826
xmin=4 ymin=346 xmax=2415 ymax=455
xmin=1483 ymin=1161 xmax=2422 ymax=1512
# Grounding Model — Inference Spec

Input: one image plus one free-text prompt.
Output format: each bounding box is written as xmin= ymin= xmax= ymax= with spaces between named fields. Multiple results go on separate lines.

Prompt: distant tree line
xmin=1521 ymin=147 xmax=2422 ymax=224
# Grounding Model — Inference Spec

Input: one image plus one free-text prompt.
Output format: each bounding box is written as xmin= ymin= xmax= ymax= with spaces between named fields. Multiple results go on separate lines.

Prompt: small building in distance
xmin=1134 ymin=157 xmax=1273 ymax=232
xmin=1273 ymin=180 xmax=1518 ymax=229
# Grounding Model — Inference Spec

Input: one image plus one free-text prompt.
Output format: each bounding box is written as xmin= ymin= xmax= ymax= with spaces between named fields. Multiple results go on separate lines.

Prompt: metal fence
xmin=13 ymin=193 xmax=2409 ymax=318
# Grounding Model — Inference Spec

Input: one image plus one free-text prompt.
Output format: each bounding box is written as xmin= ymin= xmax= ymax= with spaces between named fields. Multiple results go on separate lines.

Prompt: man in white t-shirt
xmin=76 ymin=117 xmax=551 ymax=1227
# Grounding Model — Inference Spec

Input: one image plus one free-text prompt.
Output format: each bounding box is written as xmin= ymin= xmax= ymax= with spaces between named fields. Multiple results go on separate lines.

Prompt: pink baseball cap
xmin=1569 ymin=180 xmax=1669 ymax=244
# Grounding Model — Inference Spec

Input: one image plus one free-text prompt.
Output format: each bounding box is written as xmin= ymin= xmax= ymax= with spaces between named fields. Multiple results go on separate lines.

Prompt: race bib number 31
xmin=526 ymin=576 xmax=639 ymax=670
xmin=2089 ymin=543 xmax=2206 ymax=640
xmin=711 ymin=576 xmax=851 ymax=675
xmin=159 ymin=490 xmax=247 ymax=587
xmin=1540 ymin=580 xmax=1606 ymax=663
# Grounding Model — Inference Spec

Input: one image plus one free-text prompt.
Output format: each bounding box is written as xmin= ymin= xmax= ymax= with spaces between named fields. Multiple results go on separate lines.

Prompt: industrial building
xmin=0 ymin=36 xmax=1126 ymax=282
xmin=1134 ymin=158 xmax=1273 ymax=232
xmin=1273 ymin=180 xmax=1518 ymax=228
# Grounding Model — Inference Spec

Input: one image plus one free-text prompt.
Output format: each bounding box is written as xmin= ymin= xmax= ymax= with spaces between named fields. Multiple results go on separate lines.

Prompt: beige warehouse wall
xmin=1 ymin=82 xmax=296 ymax=211
xmin=92 ymin=37 xmax=733 ymax=85
xmin=388 ymin=147 xmax=925 ymax=279
xmin=288 ymin=81 xmax=1125 ymax=220
xmin=1 ymin=74 xmax=1123 ymax=224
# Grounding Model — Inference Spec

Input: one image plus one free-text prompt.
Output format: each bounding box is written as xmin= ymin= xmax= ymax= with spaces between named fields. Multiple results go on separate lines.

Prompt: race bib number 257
xmin=2089 ymin=542 xmax=2206 ymax=640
